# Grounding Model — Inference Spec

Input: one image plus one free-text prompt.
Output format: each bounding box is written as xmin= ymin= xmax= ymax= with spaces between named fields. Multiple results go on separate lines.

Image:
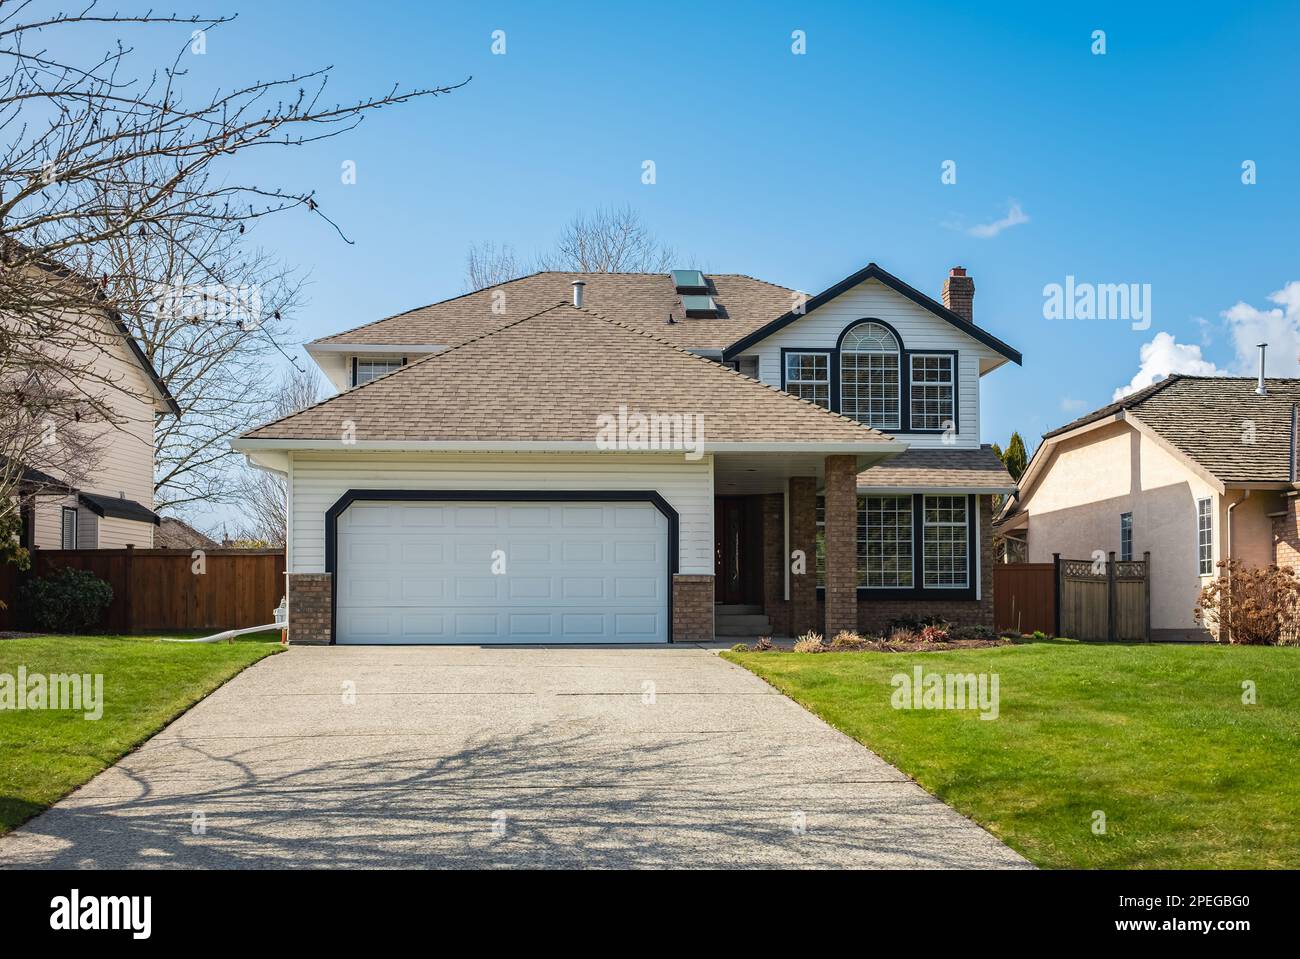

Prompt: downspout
xmin=1225 ymin=490 xmax=1251 ymax=644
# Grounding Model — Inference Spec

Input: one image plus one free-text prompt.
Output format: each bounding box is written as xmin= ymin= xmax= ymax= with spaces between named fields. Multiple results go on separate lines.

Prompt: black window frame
xmin=778 ymin=319 xmax=960 ymax=435
xmin=1120 ymin=511 xmax=1133 ymax=562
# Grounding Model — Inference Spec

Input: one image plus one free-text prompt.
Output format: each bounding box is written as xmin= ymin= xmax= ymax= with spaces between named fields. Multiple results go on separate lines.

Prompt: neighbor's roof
xmin=1044 ymin=375 xmax=1300 ymax=485
xmin=856 ymin=445 xmax=1015 ymax=491
xmin=79 ymin=492 xmax=160 ymax=525
xmin=156 ymin=516 xmax=219 ymax=550
xmin=311 ymin=272 xmax=797 ymax=352
xmin=244 ymin=303 xmax=900 ymax=447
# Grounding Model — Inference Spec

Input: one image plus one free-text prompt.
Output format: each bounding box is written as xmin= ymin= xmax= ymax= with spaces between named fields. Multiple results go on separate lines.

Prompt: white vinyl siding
xmin=288 ymin=451 xmax=715 ymax=576
xmin=750 ymin=278 xmax=1003 ymax=448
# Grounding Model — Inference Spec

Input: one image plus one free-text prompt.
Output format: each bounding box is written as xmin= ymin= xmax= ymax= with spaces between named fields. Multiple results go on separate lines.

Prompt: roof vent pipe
xmin=572 ymin=280 xmax=586 ymax=309
xmin=1257 ymin=342 xmax=1268 ymax=395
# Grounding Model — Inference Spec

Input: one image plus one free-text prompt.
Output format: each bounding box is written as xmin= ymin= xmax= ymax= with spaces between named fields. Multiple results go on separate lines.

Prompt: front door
xmin=714 ymin=496 xmax=762 ymax=605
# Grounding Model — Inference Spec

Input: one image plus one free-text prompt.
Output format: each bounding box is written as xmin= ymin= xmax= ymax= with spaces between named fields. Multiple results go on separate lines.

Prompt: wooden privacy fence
xmin=1056 ymin=552 xmax=1151 ymax=642
xmin=0 ymin=547 xmax=286 ymax=633
xmin=993 ymin=562 xmax=1056 ymax=635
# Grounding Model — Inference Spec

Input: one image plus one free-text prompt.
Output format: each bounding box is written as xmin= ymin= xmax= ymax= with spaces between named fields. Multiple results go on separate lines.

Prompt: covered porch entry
xmin=712 ymin=451 xmax=884 ymax=641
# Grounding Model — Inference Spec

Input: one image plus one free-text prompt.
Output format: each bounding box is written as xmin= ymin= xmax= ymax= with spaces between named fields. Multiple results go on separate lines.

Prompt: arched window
xmin=840 ymin=321 xmax=900 ymax=429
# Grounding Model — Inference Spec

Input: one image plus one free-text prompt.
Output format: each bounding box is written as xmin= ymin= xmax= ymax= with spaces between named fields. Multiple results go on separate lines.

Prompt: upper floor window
xmin=1196 ymin=497 xmax=1213 ymax=575
xmin=909 ymin=354 xmax=955 ymax=431
xmin=61 ymin=507 xmax=78 ymax=549
xmin=784 ymin=352 xmax=830 ymax=409
xmin=353 ymin=358 xmax=405 ymax=387
xmin=840 ymin=322 xmax=900 ymax=429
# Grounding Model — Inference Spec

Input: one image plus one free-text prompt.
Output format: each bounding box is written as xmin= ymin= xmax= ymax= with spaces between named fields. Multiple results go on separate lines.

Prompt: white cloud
xmin=967 ymin=201 xmax=1029 ymax=239
xmin=1112 ymin=331 xmax=1221 ymax=400
xmin=1220 ymin=280 xmax=1300 ymax=376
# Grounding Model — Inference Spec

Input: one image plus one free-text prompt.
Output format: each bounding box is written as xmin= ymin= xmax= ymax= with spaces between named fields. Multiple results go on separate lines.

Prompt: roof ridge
xmin=312 ymin=271 xmax=548 ymax=343
xmin=255 ymin=302 xmax=572 ymax=432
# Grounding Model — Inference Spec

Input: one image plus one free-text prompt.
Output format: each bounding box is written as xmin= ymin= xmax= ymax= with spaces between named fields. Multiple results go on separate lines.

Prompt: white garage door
xmin=335 ymin=499 xmax=669 ymax=644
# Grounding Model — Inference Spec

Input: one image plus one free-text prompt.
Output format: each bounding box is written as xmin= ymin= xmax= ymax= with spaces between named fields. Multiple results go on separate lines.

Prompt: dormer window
xmin=840 ymin=321 xmax=900 ymax=429
xmin=352 ymin=357 xmax=406 ymax=387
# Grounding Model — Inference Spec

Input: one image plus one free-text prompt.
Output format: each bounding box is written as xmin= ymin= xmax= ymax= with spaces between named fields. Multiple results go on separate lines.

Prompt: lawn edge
xmin=0 ymin=642 xmax=283 ymax=837
xmin=719 ymin=650 xmax=1047 ymax=868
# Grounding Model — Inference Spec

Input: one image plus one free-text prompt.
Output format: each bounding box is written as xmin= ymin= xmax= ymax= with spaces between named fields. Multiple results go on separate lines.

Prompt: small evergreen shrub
xmin=19 ymin=567 xmax=114 ymax=632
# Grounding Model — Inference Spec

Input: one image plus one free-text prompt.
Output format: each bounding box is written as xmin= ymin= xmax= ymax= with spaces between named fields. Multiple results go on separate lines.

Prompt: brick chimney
xmin=942 ymin=266 xmax=975 ymax=322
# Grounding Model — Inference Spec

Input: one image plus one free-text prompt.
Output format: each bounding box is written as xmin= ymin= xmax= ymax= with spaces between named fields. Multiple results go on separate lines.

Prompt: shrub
xmin=19 ymin=567 xmax=114 ymax=633
xmin=753 ymin=636 xmax=774 ymax=651
xmin=829 ymin=629 xmax=869 ymax=650
xmin=1196 ymin=561 xmax=1300 ymax=645
xmin=919 ymin=623 xmax=950 ymax=643
xmin=793 ymin=631 xmax=826 ymax=653
xmin=885 ymin=613 xmax=948 ymax=633
xmin=950 ymin=624 xmax=997 ymax=642
xmin=730 ymin=643 xmax=750 ymax=652
xmin=886 ymin=627 xmax=919 ymax=646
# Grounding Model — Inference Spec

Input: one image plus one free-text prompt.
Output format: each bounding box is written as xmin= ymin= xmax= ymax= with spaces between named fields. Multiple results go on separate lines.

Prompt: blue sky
xmin=76 ymin=0 xmax=1300 ymax=452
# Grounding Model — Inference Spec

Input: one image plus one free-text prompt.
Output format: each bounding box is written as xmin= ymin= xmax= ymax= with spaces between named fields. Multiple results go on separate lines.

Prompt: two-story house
xmin=9 ymin=284 xmax=179 ymax=552
xmin=233 ymin=262 xmax=1022 ymax=645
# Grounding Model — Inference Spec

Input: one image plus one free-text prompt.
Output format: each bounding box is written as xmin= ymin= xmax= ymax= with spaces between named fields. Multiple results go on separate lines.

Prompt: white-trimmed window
xmin=860 ymin=495 xmax=913 ymax=588
xmin=1120 ymin=512 xmax=1133 ymax=562
xmin=1197 ymin=497 xmax=1213 ymax=575
xmin=840 ymin=321 xmax=900 ymax=429
xmin=784 ymin=352 xmax=830 ymax=408
xmin=909 ymin=354 xmax=955 ymax=431
xmin=60 ymin=506 xmax=78 ymax=549
xmin=923 ymin=495 xmax=969 ymax=588
xmin=353 ymin=357 xmax=405 ymax=386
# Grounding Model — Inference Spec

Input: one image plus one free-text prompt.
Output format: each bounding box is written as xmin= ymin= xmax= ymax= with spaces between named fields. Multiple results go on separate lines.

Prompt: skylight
xmin=681 ymin=294 xmax=718 ymax=318
xmin=671 ymin=269 xmax=708 ymax=294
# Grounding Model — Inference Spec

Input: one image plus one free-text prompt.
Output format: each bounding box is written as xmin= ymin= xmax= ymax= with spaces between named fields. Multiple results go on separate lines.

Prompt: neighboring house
xmin=12 ymin=302 xmax=180 ymax=552
xmin=156 ymin=517 xmax=219 ymax=550
xmin=233 ymin=263 xmax=1022 ymax=645
xmin=996 ymin=371 xmax=1300 ymax=641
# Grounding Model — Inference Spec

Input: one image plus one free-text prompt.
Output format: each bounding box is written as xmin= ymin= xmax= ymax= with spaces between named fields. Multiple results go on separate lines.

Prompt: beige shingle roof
xmin=312 ymin=272 xmax=796 ymax=352
xmin=246 ymin=304 xmax=898 ymax=446
xmin=856 ymin=445 xmax=1015 ymax=491
xmin=1045 ymin=375 xmax=1299 ymax=484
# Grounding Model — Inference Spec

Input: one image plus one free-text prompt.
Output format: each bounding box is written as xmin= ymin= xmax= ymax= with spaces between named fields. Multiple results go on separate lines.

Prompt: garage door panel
xmin=336 ymin=500 xmax=669 ymax=644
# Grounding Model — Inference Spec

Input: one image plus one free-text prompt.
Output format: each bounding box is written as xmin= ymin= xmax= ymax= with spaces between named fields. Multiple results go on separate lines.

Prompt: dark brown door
xmin=715 ymin=496 xmax=762 ymax=605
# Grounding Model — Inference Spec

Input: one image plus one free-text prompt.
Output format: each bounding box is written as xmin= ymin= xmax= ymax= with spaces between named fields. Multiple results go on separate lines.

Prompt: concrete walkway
xmin=0 ymin=646 xmax=1030 ymax=869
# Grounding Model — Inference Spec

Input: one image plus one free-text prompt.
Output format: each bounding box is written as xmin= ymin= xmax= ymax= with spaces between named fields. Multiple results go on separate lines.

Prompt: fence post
xmin=124 ymin=544 xmax=136 ymax=634
xmin=1143 ymin=550 xmax=1152 ymax=643
xmin=1106 ymin=550 xmax=1117 ymax=642
xmin=1052 ymin=553 xmax=1061 ymax=637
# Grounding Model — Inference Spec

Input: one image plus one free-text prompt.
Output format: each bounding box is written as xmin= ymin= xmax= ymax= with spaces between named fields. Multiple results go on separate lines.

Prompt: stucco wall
xmin=1022 ymin=421 xmax=1220 ymax=632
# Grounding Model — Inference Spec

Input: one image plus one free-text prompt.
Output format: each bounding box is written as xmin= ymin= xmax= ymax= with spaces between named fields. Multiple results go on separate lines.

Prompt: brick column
xmin=823 ymin=455 xmax=858 ymax=637
xmin=287 ymin=572 xmax=332 ymax=645
xmin=761 ymin=492 xmax=790 ymax=636
xmin=789 ymin=476 xmax=818 ymax=637
xmin=672 ymin=574 xmax=715 ymax=641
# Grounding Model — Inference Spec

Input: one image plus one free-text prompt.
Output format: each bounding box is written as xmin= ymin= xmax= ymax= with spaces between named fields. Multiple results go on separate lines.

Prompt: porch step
xmin=715 ymin=604 xmax=762 ymax=616
xmin=716 ymin=623 xmax=776 ymax=637
xmin=714 ymin=613 xmax=772 ymax=629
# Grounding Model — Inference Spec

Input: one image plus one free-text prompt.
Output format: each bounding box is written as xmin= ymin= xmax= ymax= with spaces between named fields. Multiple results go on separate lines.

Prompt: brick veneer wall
xmin=823 ymin=455 xmax=859 ymax=636
xmin=1274 ymin=495 xmax=1300 ymax=570
xmin=672 ymin=574 xmax=715 ymax=642
xmin=287 ymin=572 xmax=332 ymax=645
xmin=788 ymin=477 xmax=818 ymax=636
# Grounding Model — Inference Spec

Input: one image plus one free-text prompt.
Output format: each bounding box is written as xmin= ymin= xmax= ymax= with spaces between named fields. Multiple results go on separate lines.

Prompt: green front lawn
xmin=723 ymin=640 xmax=1300 ymax=869
xmin=0 ymin=632 xmax=280 ymax=834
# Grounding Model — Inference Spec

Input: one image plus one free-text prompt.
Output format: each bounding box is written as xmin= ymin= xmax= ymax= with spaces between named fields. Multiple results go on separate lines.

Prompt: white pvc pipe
xmin=162 ymin=623 xmax=281 ymax=644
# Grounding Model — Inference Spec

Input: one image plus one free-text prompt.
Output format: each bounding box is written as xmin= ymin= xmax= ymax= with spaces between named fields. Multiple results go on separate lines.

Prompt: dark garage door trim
xmin=324 ymin=489 xmax=681 ymax=645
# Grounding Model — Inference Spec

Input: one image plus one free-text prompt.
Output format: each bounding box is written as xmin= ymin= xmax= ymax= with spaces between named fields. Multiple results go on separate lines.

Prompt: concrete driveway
xmin=0 ymin=645 xmax=1029 ymax=869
